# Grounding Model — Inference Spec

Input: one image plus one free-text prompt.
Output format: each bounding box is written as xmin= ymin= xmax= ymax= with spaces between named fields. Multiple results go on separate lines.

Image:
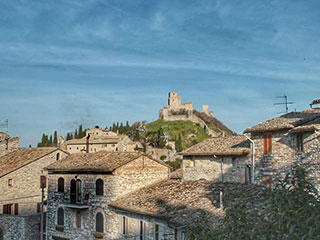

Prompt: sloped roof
xmin=244 ymin=110 xmax=320 ymax=133
xmin=110 ymin=180 xmax=271 ymax=227
xmin=289 ymin=117 xmax=320 ymax=133
xmin=0 ymin=147 xmax=59 ymax=177
xmin=46 ymin=152 xmax=169 ymax=172
xmin=181 ymin=136 xmax=250 ymax=156
xmin=65 ymin=136 xmax=124 ymax=145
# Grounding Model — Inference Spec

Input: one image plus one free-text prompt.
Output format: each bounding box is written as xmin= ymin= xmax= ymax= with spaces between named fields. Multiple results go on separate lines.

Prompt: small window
xmin=3 ymin=204 xmax=13 ymax=215
xmin=139 ymin=221 xmax=145 ymax=240
xmin=263 ymin=134 xmax=272 ymax=154
xmin=57 ymin=207 xmax=64 ymax=226
xmin=121 ymin=216 xmax=128 ymax=235
xmin=58 ymin=177 xmax=64 ymax=193
xmin=297 ymin=133 xmax=304 ymax=152
xmin=56 ymin=153 xmax=60 ymax=161
xmin=96 ymin=179 xmax=104 ymax=196
xmin=8 ymin=179 xmax=13 ymax=187
xmin=155 ymin=224 xmax=161 ymax=240
xmin=76 ymin=211 xmax=81 ymax=228
xmin=77 ymin=147 xmax=79 ymax=150
xmin=14 ymin=203 xmax=18 ymax=215
xmin=96 ymin=212 xmax=104 ymax=233
xmin=69 ymin=147 xmax=72 ymax=150
xmin=40 ymin=176 xmax=46 ymax=188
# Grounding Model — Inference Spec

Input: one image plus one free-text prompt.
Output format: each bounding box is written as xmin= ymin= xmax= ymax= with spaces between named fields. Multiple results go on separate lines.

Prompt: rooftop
xmin=110 ymin=179 xmax=271 ymax=227
xmin=244 ymin=110 xmax=320 ymax=133
xmin=0 ymin=147 xmax=59 ymax=177
xmin=46 ymin=151 xmax=168 ymax=172
xmin=181 ymin=135 xmax=250 ymax=156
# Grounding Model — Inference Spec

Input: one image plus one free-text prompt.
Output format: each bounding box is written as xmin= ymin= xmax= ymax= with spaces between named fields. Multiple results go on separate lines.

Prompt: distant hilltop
xmin=159 ymin=92 xmax=234 ymax=137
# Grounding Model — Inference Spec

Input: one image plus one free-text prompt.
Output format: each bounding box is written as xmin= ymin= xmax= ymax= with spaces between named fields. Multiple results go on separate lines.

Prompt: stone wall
xmin=0 ymin=137 xmax=19 ymax=157
xmin=46 ymin=156 xmax=170 ymax=240
xmin=183 ymin=155 xmax=250 ymax=183
xmin=0 ymin=214 xmax=40 ymax=240
xmin=252 ymin=130 xmax=320 ymax=189
xmin=0 ymin=150 xmax=68 ymax=215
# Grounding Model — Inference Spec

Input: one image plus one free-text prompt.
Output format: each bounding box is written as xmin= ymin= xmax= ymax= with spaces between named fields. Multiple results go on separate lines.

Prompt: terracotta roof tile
xmin=244 ymin=110 xmax=320 ymax=133
xmin=181 ymin=136 xmax=250 ymax=156
xmin=0 ymin=148 xmax=58 ymax=177
xmin=110 ymin=180 xmax=271 ymax=227
xmin=46 ymin=152 xmax=169 ymax=172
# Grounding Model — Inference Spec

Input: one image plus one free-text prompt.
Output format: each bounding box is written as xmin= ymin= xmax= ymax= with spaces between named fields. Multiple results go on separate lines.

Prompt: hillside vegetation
xmin=145 ymin=120 xmax=211 ymax=150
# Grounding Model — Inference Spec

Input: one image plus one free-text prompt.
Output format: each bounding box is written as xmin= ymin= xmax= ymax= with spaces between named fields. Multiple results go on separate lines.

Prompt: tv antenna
xmin=274 ymin=95 xmax=294 ymax=114
xmin=0 ymin=119 xmax=8 ymax=133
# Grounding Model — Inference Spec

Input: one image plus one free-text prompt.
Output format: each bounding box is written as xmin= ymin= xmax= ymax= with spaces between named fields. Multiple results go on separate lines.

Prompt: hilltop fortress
xmin=159 ymin=92 xmax=234 ymax=137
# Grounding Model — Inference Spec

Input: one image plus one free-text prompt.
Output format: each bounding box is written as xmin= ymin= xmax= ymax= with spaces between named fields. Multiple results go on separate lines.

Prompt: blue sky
xmin=1 ymin=0 xmax=320 ymax=146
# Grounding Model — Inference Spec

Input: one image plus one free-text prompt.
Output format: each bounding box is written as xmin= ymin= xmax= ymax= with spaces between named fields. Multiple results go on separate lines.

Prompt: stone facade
xmin=0 ymin=214 xmax=41 ymax=240
xmin=251 ymin=130 xmax=320 ymax=188
xmin=0 ymin=132 xmax=19 ymax=157
xmin=183 ymin=155 xmax=251 ymax=183
xmin=61 ymin=128 xmax=141 ymax=154
xmin=46 ymin=155 xmax=170 ymax=240
xmin=0 ymin=149 xmax=68 ymax=216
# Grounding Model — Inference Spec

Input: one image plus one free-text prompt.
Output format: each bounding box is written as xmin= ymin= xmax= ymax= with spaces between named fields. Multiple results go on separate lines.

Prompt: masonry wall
xmin=183 ymin=155 xmax=250 ymax=183
xmin=252 ymin=131 xmax=320 ymax=188
xmin=46 ymin=156 xmax=170 ymax=240
xmin=0 ymin=137 xmax=19 ymax=157
xmin=0 ymin=150 xmax=68 ymax=216
xmin=0 ymin=214 xmax=40 ymax=240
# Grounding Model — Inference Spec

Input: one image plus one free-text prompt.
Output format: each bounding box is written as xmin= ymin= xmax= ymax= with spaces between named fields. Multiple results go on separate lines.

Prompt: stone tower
xmin=168 ymin=92 xmax=182 ymax=109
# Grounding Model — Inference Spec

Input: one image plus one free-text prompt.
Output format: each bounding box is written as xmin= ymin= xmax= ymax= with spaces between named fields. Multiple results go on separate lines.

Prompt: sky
xmin=1 ymin=0 xmax=320 ymax=147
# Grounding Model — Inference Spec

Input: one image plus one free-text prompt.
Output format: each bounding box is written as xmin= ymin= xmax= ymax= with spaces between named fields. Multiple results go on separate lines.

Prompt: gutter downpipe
xmin=245 ymin=135 xmax=255 ymax=184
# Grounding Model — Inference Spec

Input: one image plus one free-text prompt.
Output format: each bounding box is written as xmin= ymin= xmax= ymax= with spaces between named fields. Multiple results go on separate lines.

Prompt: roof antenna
xmin=274 ymin=95 xmax=294 ymax=114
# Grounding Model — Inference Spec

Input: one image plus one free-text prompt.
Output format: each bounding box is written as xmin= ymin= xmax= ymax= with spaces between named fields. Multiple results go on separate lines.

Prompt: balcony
xmin=60 ymin=192 xmax=90 ymax=210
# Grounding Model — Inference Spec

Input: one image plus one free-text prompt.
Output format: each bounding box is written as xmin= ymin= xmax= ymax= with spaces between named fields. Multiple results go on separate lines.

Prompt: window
xmin=76 ymin=211 xmax=81 ymax=228
xmin=96 ymin=179 xmax=104 ymax=196
xmin=155 ymin=224 xmax=162 ymax=240
xmin=120 ymin=216 xmax=128 ymax=235
xmin=3 ymin=204 xmax=13 ymax=215
xmin=8 ymin=179 xmax=12 ymax=187
xmin=37 ymin=203 xmax=41 ymax=213
xmin=96 ymin=212 xmax=104 ymax=233
xmin=14 ymin=203 xmax=18 ymax=215
xmin=58 ymin=177 xmax=64 ymax=193
xmin=56 ymin=153 xmax=60 ymax=161
xmin=263 ymin=134 xmax=272 ymax=154
xmin=70 ymin=179 xmax=82 ymax=203
xmin=139 ymin=221 xmax=145 ymax=240
xmin=57 ymin=207 xmax=64 ymax=226
xmin=297 ymin=133 xmax=304 ymax=152
xmin=40 ymin=176 xmax=46 ymax=188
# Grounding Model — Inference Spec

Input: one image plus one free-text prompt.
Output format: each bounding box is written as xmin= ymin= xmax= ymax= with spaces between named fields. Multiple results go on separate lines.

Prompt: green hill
xmin=145 ymin=120 xmax=211 ymax=150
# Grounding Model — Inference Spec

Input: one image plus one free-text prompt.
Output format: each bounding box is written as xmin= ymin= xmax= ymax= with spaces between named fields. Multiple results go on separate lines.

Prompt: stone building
xmin=0 ymin=147 xmax=68 ymax=216
xmin=244 ymin=103 xmax=320 ymax=189
xmin=61 ymin=127 xmax=142 ymax=154
xmin=158 ymin=92 xmax=234 ymax=137
xmin=0 ymin=132 xmax=19 ymax=157
xmin=110 ymin=180 xmax=271 ymax=240
xmin=45 ymin=152 xmax=170 ymax=240
xmin=180 ymin=136 xmax=251 ymax=182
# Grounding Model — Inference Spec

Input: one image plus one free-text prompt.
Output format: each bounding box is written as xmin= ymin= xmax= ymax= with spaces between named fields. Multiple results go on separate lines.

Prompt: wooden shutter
xmin=37 ymin=203 xmax=41 ymax=213
xmin=14 ymin=203 xmax=18 ymax=215
xmin=264 ymin=135 xmax=268 ymax=154
xmin=268 ymin=135 xmax=272 ymax=153
xmin=3 ymin=205 xmax=7 ymax=214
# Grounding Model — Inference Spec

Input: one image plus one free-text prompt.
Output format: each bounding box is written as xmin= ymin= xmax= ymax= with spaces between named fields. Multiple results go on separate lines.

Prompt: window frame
xmin=57 ymin=177 xmax=64 ymax=193
xmin=95 ymin=178 xmax=104 ymax=196
xmin=95 ymin=212 xmax=104 ymax=233
xmin=297 ymin=133 xmax=304 ymax=152
xmin=57 ymin=207 xmax=65 ymax=226
xmin=263 ymin=134 xmax=272 ymax=155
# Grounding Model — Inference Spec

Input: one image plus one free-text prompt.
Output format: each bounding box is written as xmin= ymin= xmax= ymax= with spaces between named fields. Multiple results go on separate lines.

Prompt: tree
xmin=49 ymin=135 xmax=53 ymax=146
xmin=74 ymin=129 xmax=78 ymax=139
xmin=175 ymin=134 xmax=183 ymax=152
xmin=53 ymin=131 xmax=58 ymax=146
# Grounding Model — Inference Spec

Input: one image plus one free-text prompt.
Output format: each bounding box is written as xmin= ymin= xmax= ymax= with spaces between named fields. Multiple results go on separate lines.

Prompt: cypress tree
xmin=75 ymin=129 xmax=78 ymax=139
xmin=49 ymin=135 xmax=53 ymax=146
xmin=79 ymin=125 xmax=84 ymax=138
xmin=175 ymin=134 xmax=183 ymax=152
xmin=53 ymin=131 xmax=58 ymax=146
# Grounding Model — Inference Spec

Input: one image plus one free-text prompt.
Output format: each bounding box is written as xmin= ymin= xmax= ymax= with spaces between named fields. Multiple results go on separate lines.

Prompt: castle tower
xmin=168 ymin=92 xmax=182 ymax=109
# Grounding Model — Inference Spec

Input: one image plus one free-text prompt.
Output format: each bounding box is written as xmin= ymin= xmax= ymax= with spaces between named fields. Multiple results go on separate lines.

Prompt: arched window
xmin=96 ymin=212 xmax=104 ymax=233
xmin=56 ymin=153 xmax=60 ymax=161
xmin=58 ymin=177 xmax=64 ymax=193
xmin=96 ymin=179 xmax=104 ymax=196
xmin=70 ymin=179 xmax=82 ymax=203
xmin=57 ymin=207 xmax=64 ymax=226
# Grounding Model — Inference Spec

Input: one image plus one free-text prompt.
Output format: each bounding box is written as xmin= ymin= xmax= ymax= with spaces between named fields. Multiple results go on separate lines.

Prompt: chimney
xmin=86 ymin=134 xmax=90 ymax=153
